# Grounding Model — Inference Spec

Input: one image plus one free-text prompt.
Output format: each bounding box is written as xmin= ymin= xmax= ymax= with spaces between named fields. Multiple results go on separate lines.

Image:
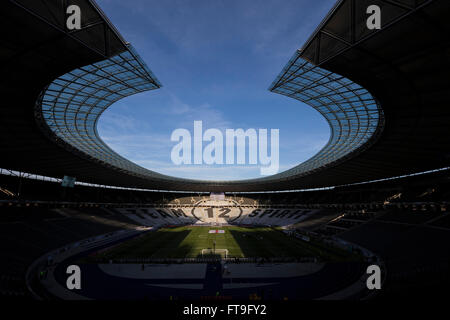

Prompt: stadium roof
xmin=1 ymin=0 xmax=449 ymax=192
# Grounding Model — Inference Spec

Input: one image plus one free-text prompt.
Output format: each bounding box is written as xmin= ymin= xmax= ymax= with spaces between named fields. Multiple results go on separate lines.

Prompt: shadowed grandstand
xmin=0 ymin=0 xmax=450 ymax=302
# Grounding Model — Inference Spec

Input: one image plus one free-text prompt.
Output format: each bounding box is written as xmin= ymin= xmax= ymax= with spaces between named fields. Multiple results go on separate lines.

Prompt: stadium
xmin=1 ymin=0 xmax=450 ymax=304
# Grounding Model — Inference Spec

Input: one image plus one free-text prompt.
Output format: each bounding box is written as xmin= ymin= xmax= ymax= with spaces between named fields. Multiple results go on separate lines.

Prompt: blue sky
xmin=96 ymin=0 xmax=335 ymax=181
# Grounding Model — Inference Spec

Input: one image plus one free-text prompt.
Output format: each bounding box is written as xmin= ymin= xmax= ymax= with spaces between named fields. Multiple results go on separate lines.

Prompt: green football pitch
xmin=91 ymin=226 xmax=354 ymax=261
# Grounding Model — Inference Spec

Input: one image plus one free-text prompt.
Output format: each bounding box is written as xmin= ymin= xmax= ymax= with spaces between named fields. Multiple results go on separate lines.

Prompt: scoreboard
xmin=210 ymin=192 xmax=225 ymax=201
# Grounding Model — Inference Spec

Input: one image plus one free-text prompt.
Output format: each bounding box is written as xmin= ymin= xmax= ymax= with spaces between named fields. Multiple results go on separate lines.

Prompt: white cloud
xmin=98 ymin=107 xmax=329 ymax=181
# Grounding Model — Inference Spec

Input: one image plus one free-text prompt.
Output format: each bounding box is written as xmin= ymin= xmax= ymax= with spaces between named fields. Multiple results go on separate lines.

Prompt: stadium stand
xmin=0 ymin=205 xmax=140 ymax=299
xmin=0 ymin=167 xmax=449 ymax=300
xmin=1 ymin=0 xmax=450 ymax=301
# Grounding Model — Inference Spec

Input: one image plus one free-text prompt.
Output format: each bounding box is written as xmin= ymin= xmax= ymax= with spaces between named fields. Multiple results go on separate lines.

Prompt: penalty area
xmin=201 ymin=248 xmax=228 ymax=258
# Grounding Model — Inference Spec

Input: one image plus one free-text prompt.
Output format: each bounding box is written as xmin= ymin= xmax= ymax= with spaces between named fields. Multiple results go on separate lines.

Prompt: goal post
xmin=201 ymin=248 xmax=228 ymax=258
